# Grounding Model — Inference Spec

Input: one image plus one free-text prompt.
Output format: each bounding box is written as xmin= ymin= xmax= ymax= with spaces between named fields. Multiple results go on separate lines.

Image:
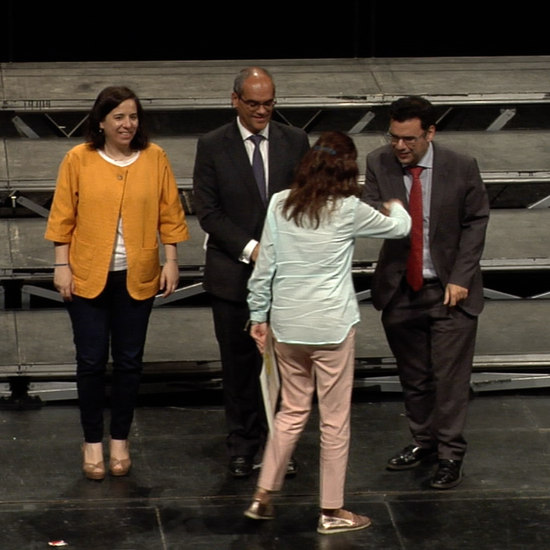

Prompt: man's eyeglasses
xmin=386 ymin=131 xmax=427 ymax=145
xmin=238 ymin=97 xmax=277 ymax=110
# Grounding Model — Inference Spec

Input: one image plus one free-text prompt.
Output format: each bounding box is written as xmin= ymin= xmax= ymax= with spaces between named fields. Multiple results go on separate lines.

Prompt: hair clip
xmin=313 ymin=146 xmax=337 ymax=155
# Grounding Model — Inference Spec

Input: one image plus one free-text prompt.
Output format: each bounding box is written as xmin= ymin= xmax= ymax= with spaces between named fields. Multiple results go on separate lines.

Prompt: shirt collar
xmin=236 ymin=117 xmax=270 ymax=142
xmin=414 ymin=142 xmax=433 ymax=170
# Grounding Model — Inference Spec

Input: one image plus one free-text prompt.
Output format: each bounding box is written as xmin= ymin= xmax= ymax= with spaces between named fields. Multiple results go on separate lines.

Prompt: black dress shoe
xmin=229 ymin=456 xmax=253 ymax=478
xmin=285 ymin=457 xmax=298 ymax=477
xmin=387 ymin=444 xmax=437 ymax=470
xmin=430 ymin=459 xmax=463 ymax=489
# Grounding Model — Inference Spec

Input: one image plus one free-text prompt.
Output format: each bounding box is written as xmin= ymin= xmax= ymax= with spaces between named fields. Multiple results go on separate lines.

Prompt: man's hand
xmin=444 ymin=283 xmax=468 ymax=307
xmin=250 ymin=322 xmax=268 ymax=354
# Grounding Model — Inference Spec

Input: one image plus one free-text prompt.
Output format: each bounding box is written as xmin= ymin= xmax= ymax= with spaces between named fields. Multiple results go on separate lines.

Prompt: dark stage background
xmin=0 ymin=2 xmax=547 ymax=63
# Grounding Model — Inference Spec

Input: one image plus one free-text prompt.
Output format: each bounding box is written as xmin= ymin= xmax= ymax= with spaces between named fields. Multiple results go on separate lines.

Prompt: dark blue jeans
xmin=67 ymin=271 xmax=154 ymax=443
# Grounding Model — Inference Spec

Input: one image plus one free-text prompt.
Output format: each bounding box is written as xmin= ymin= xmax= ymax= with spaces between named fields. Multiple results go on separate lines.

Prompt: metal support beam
xmin=356 ymin=289 xmax=372 ymax=302
xmin=27 ymin=382 xmax=77 ymax=402
xmin=436 ymin=107 xmax=454 ymax=126
xmin=153 ymin=282 xmax=205 ymax=306
xmin=360 ymin=287 xmax=526 ymax=302
xmin=44 ymin=113 xmax=88 ymax=138
xmin=481 ymin=258 xmax=550 ymax=271
xmin=483 ymin=288 xmax=522 ymax=299
xmin=470 ymin=372 xmax=550 ymax=392
xmin=21 ymin=285 xmax=64 ymax=304
xmin=16 ymin=283 xmax=543 ymax=308
xmin=9 ymin=192 xmax=50 ymax=218
xmin=528 ymin=195 xmax=550 ymax=209
xmin=271 ymin=109 xmax=313 ymax=132
xmin=349 ymin=111 xmax=375 ymax=134
xmin=487 ymin=108 xmax=516 ymax=131
xmin=22 ymin=282 xmax=207 ymax=307
xmin=354 ymin=372 xmax=550 ymax=394
xmin=301 ymin=110 xmax=323 ymax=133
xmin=0 ymin=377 xmax=42 ymax=409
xmin=11 ymin=115 xmax=39 ymax=138
xmin=180 ymin=190 xmax=194 ymax=215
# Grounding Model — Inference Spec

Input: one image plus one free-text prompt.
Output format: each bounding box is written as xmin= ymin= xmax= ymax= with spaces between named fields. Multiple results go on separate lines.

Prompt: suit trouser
xmin=258 ymin=329 xmax=355 ymax=509
xmin=210 ymin=295 xmax=266 ymax=457
xmin=66 ymin=270 xmax=154 ymax=443
xmin=382 ymin=279 xmax=477 ymax=460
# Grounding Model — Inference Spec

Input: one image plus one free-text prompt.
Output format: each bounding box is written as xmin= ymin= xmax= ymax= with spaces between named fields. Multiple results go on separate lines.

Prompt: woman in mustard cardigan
xmin=45 ymin=86 xmax=188 ymax=480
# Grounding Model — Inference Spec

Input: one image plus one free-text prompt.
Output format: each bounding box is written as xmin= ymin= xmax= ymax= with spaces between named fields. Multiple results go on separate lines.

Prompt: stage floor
xmin=0 ymin=390 xmax=548 ymax=549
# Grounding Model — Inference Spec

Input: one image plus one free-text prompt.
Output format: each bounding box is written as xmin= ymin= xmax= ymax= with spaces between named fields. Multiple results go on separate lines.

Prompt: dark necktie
xmin=407 ymin=166 xmax=424 ymax=291
xmin=249 ymin=134 xmax=267 ymax=204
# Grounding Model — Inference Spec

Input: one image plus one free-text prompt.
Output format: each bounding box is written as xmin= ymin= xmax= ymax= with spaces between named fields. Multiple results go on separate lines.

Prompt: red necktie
xmin=407 ymin=166 xmax=424 ymax=291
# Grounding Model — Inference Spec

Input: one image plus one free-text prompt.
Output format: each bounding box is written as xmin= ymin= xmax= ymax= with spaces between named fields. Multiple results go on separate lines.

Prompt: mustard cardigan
xmin=45 ymin=143 xmax=189 ymax=300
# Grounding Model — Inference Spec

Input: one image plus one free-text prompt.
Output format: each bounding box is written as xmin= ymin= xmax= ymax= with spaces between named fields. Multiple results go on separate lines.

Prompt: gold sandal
xmin=109 ymin=440 xmax=131 ymax=476
xmin=82 ymin=443 xmax=105 ymax=480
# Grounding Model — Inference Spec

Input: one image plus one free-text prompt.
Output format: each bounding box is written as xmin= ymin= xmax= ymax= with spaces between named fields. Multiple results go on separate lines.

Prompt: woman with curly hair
xmin=244 ymin=131 xmax=410 ymax=534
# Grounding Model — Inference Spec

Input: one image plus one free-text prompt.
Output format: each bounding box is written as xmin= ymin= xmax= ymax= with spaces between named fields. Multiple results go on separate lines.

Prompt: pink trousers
xmin=258 ymin=328 xmax=355 ymax=509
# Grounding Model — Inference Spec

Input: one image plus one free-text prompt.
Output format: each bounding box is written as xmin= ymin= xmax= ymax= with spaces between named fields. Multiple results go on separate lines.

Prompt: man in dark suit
xmin=363 ymin=96 xmax=489 ymax=489
xmin=193 ymin=67 xmax=310 ymax=477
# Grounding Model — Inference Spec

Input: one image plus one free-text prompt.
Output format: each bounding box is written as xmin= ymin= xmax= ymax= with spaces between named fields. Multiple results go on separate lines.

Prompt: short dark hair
xmin=85 ymin=86 xmax=148 ymax=150
xmin=389 ymin=95 xmax=436 ymax=130
xmin=283 ymin=131 xmax=360 ymax=229
xmin=233 ymin=67 xmax=275 ymax=97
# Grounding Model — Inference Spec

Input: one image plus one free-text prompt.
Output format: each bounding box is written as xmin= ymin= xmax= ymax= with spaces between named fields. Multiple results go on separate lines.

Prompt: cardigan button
xmin=117 ymin=175 xmax=123 ymax=180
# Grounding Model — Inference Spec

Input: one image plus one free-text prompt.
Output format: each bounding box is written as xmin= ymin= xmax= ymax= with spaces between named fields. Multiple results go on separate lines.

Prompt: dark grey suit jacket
xmin=193 ymin=120 xmax=310 ymax=302
xmin=362 ymin=142 xmax=489 ymax=316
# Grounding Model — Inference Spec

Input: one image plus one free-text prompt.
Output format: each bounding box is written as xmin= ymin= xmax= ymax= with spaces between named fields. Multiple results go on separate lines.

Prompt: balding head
xmin=233 ymin=67 xmax=275 ymax=96
xmin=231 ymin=67 xmax=276 ymax=134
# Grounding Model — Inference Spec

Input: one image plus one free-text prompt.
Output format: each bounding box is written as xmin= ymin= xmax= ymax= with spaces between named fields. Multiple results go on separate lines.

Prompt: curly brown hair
xmin=282 ymin=131 xmax=360 ymax=228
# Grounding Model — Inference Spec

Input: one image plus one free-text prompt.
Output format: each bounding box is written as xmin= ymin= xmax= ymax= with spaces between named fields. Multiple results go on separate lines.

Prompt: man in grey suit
xmin=363 ymin=96 xmax=489 ymax=489
xmin=193 ymin=67 xmax=310 ymax=477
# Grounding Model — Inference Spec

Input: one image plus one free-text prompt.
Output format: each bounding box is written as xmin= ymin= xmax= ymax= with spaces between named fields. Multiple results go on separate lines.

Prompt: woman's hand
xmin=54 ymin=265 xmax=74 ymax=301
xmin=159 ymin=260 xmax=179 ymax=298
xmin=381 ymin=199 xmax=404 ymax=215
xmin=250 ymin=322 xmax=269 ymax=354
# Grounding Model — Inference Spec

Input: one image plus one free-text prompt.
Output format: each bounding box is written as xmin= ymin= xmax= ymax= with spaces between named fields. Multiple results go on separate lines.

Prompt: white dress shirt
xmin=236 ymin=117 xmax=269 ymax=264
xmin=402 ymin=143 xmax=436 ymax=278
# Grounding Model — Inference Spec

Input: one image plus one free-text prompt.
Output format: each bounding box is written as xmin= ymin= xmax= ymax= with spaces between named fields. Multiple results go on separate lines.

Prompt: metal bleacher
xmin=2 ymin=57 xmax=550 ymax=400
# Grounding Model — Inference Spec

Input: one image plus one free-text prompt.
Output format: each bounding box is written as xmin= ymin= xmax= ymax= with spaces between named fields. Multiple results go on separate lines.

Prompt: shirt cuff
xmin=239 ymin=239 xmax=259 ymax=264
xmin=250 ymin=314 xmax=268 ymax=324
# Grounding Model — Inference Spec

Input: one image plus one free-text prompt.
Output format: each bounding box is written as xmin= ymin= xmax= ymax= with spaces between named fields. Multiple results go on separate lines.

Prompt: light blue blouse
xmin=247 ymin=190 xmax=411 ymax=345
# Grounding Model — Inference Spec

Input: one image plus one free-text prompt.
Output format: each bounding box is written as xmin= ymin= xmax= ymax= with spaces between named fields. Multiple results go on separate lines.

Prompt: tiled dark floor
xmin=1 ymin=391 xmax=550 ymax=549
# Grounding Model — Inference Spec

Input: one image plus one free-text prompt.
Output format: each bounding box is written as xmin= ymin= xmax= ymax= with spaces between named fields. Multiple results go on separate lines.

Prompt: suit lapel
xmin=267 ymin=122 xmax=285 ymax=198
xmin=429 ymin=143 xmax=449 ymax=241
xmin=387 ymin=151 xmax=409 ymax=206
